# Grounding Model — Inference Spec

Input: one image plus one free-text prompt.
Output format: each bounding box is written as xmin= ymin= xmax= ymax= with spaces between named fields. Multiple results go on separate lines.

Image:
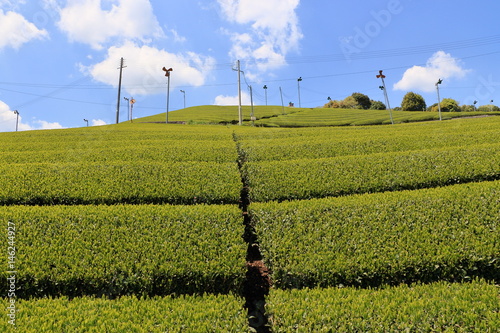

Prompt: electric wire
xmin=0 ymin=39 xmax=498 ymax=109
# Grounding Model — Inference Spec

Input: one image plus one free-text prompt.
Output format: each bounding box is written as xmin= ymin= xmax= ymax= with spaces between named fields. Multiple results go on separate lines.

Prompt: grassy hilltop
xmin=1 ymin=106 xmax=499 ymax=332
xmin=138 ymin=104 xmax=500 ymax=125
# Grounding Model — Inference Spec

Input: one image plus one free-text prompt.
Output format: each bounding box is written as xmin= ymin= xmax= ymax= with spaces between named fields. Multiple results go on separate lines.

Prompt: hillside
xmin=1 ymin=115 xmax=499 ymax=332
xmin=136 ymin=104 xmax=500 ymax=126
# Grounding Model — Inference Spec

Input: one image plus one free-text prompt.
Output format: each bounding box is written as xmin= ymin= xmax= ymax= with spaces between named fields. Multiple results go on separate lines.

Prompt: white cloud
xmin=91 ymin=119 xmax=107 ymax=126
xmin=169 ymin=29 xmax=187 ymax=43
xmin=0 ymin=101 xmax=19 ymax=132
xmin=83 ymin=42 xmax=216 ymax=95
xmin=33 ymin=120 xmax=64 ymax=130
xmin=214 ymin=91 xmax=251 ymax=105
xmin=0 ymin=10 xmax=48 ymax=50
xmin=57 ymin=0 xmax=163 ymax=49
xmin=394 ymin=51 xmax=470 ymax=92
xmin=0 ymin=0 xmax=26 ymax=11
xmin=218 ymin=0 xmax=302 ymax=73
xmin=0 ymin=101 xmax=63 ymax=132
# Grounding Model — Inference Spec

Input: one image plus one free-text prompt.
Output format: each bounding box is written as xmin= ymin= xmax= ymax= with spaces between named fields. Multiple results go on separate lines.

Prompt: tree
xmin=324 ymin=93 xmax=374 ymax=110
xmin=324 ymin=100 xmax=334 ymax=108
xmin=369 ymin=100 xmax=386 ymax=110
xmin=351 ymin=92 xmax=371 ymax=109
xmin=342 ymin=95 xmax=362 ymax=109
xmin=477 ymin=104 xmax=500 ymax=112
xmin=401 ymin=92 xmax=426 ymax=111
xmin=440 ymin=98 xmax=460 ymax=112
xmin=429 ymin=98 xmax=460 ymax=112
xmin=460 ymin=105 xmax=475 ymax=112
xmin=427 ymin=103 xmax=437 ymax=112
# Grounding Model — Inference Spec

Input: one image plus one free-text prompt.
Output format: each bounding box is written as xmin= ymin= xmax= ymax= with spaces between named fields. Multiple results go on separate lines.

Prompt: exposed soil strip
xmin=234 ymin=133 xmax=272 ymax=332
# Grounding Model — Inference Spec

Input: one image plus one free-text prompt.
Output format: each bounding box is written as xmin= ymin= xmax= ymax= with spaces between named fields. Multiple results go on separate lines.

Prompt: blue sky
xmin=1 ymin=0 xmax=499 ymax=131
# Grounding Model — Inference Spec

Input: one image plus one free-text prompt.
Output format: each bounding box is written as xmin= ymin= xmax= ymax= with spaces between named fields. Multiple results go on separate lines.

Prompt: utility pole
xmin=237 ymin=60 xmax=242 ymax=125
xmin=376 ymin=70 xmax=393 ymax=125
xmin=116 ymin=57 xmax=126 ymax=124
xmin=436 ymin=79 xmax=443 ymax=121
xmin=232 ymin=60 xmax=243 ymax=125
xmin=123 ymin=97 xmax=130 ymax=121
xmin=249 ymin=85 xmax=255 ymax=126
xmin=279 ymin=87 xmax=285 ymax=115
xmin=180 ymin=90 xmax=186 ymax=109
xmin=13 ymin=110 xmax=19 ymax=132
xmin=263 ymin=85 xmax=268 ymax=106
xmin=297 ymin=77 xmax=302 ymax=108
xmin=162 ymin=67 xmax=173 ymax=123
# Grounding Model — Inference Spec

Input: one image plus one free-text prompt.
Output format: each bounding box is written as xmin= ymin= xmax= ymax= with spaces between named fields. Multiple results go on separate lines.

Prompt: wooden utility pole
xmin=162 ymin=67 xmax=173 ymax=124
xmin=279 ymin=87 xmax=285 ymax=114
xmin=237 ymin=60 xmax=242 ymax=125
xmin=116 ymin=57 xmax=126 ymax=124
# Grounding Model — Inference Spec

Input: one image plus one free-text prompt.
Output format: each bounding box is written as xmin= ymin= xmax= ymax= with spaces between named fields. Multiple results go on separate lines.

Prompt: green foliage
xmin=0 ymin=161 xmax=241 ymax=205
xmin=401 ymin=91 xmax=426 ymax=111
xmin=0 ymin=124 xmax=241 ymax=205
xmin=0 ymin=204 xmax=245 ymax=298
xmin=441 ymin=98 xmax=461 ymax=112
xmin=478 ymin=104 xmax=500 ymax=111
xmin=0 ymin=123 xmax=239 ymax=163
xmin=369 ymin=100 xmax=386 ymax=110
xmin=240 ymin=118 xmax=500 ymax=202
xmin=250 ymin=181 xmax=500 ymax=288
xmin=461 ymin=104 xmax=476 ymax=112
xmin=136 ymin=105 xmax=300 ymax=124
xmin=431 ymin=98 xmax=460 ymax=112
xmin=323 ymin=100 xmax=340 ymax=108
xmin=268 ymin=281 xmax=500 ymax=331
xmin=323 ymin=93 xmax=371 ymax=110
xmin=2 ymin=114 xmax=500 ymax=330
xmin=253 ymin=107 xmax=500 ymax=127
xmin=1 ymin=294 xmax=247 ymax=332
xmin=242 ymin=144 xmax=500 ymax=202
xmin=342 ymin=95 xmax=362 ymax=109
xmin=237 ymin=116 xmax=500 ymax=162
xmin=351 ymin=92 xmax=372 ymax=109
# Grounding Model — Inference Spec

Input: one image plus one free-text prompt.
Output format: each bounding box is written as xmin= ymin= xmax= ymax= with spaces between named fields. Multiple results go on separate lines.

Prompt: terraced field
xmin=138 ymin=105 xmax=299 ymax=124
xmin=253 ymin=107 xmax=500 ymax=126
xmin=1 ymin=113 xmax=499 ymax=332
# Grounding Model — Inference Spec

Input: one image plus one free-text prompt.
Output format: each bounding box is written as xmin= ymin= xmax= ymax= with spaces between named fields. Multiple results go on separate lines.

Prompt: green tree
xmin=341 ymin=95 xmax=362 ymax=109
xmin=324 ymin=99 xmax=345 ymax=108
xmin=369 ymin=100 xmax=386 ymax=110
xmin=430 ymin=98 xmax=460 ymax=112
xmin=427 ymin=103 xmax=437 ymax=112
xmin=440 ymin=98 xmax=460 ymax=112
xmin=351 ymin=92 xmax=372 ymax=109
xmin=460 ymin=105 xmax=476 ymax=112
xmin=401 ymin=92 xmax=426 ymax=111
xmin=477 ymin=104 xmax=500 ymax=111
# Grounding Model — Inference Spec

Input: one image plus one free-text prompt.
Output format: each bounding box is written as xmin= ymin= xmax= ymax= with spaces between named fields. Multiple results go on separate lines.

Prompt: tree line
xmin=324 ymin=92 xmax=500 ymax=112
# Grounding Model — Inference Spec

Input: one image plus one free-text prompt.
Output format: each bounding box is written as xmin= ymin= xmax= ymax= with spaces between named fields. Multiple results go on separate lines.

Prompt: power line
xmin=278 ymin=34 xmax=500 ymax=65
xmin=1 ymin=48 xmax=498 ymax=110
xmin=0 ymin=87 xmax=114 ymax=107
xmin=8 ymin=77 xmax=92 ymax=109
xmin=0 ymin=49 xmax=497 ymax=94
